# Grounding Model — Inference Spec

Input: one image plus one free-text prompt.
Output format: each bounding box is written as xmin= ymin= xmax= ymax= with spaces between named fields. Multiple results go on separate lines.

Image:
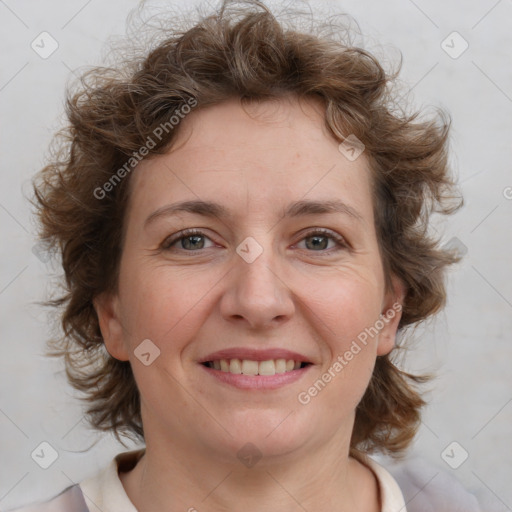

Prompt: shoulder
xmin=384 ymin=455 xmax=483 ymax=512
xmin=6 ymin=449 xmax=144 ymax=512
xmin=78 ymin=448 xmax=142 ymax=511
xmin=5 ymin=485 xmax=88 ymax=512
xmin=361 ymin=455 xmax=408 ymax=512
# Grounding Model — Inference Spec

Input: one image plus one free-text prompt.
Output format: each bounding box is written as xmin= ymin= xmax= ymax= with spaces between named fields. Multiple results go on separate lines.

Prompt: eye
xmin=161 ymin=228 xmax=348 ymax=254
xmin=295 ymin=228 xmax=348 ymax=253
xmin=161 ymin=229 xmax=216 ymax=252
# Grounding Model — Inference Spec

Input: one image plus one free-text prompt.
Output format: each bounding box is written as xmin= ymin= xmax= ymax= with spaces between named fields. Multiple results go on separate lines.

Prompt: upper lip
xmin=198 ymin=348 xmax=312 ymax=363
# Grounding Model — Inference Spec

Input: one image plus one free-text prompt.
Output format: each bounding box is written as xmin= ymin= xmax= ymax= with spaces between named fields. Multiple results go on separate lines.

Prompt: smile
xmin=202 ymin=358 xmax=311 ymax=375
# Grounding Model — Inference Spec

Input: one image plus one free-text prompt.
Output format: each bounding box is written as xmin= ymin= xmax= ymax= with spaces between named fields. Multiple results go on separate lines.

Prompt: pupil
xmin=183 ymin=235 xmax=204 ymax=250
xmin=306 ymin=235 xmax=327 ymax=250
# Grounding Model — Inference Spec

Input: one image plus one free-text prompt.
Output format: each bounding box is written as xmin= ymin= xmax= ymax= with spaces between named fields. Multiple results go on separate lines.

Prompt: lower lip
xmin=200 ymin=364 xmax=312 ymax=390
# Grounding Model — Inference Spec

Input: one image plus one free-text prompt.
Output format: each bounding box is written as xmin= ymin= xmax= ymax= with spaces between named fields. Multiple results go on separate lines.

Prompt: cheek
xmin=117 ymin=263 xmax=219 ymax=353
xmin=116 ymin=267 xmax=212 ymax=404
xmin=299 ymin=271 xmax=382 ymax=400
xmin=302 ymin=269 xmax=383 ymax=346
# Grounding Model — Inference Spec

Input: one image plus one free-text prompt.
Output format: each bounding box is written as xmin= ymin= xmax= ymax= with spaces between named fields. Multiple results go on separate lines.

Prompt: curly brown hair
xmin=33 ymin=0 xmax=462 ymax=458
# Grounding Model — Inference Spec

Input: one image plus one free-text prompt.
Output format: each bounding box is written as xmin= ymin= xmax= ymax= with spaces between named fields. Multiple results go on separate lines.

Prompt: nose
xmin=219 ymin=243 xmax=295 ymax=330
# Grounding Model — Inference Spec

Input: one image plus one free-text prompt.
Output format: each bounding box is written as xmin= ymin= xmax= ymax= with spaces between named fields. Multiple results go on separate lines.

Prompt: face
xmin=96 ymin=95 xmax=404 ymax=464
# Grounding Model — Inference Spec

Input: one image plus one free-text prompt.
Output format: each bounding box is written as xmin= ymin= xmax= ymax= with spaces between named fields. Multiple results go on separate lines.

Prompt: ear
xmin=93 ymin=292 xmax=129 ymax=361
xmin=376 ymin=276 xmax=407 ymax=356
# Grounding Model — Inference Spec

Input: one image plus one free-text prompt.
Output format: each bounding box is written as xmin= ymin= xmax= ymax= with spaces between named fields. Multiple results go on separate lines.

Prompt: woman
xmin=12 ymin=1 xmax=481 ymax=510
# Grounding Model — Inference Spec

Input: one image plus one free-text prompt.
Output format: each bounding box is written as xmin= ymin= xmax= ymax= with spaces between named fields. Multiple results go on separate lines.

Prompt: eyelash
xmin=161 ymin=228 xmax=349 ymax=255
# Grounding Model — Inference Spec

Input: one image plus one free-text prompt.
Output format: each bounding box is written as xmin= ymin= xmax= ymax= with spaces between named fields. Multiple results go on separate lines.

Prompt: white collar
xmin=79 ymin=449 xmax=407 ymax=512
xmin=79 ymin=450 xmax=142 ymax=512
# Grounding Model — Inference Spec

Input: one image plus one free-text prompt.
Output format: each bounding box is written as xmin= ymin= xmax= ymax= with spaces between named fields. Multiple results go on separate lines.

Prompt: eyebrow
xmin=144 ymin=198 xmax=363 ymax=227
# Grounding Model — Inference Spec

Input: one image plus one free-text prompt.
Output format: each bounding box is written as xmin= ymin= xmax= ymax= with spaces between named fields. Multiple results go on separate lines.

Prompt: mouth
xmin=201 ymin=358 xmax=312 ymax=375
xmin=198 ymin=349 xmax=313 ymax=390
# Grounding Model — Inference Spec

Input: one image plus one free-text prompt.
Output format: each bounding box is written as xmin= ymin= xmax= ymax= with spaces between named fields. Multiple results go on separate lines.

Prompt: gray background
xmin=1 ymin=0 xmax=511 ymax=510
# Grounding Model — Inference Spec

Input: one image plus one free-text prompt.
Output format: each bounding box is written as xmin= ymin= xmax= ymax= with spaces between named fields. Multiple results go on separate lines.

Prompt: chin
xmin=206 ymin=407 xmax=319 ymax=465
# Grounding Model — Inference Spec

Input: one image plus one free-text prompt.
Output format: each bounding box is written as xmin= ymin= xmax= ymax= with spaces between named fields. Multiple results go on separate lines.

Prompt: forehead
xmin=127 ymin=96 xmax=374 ymax=224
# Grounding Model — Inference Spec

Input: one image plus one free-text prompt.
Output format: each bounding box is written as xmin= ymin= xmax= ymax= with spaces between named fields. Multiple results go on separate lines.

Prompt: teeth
xmin=230 ymin=358 xmax=242 ymax=374
xmin=258 ymin=360 xmax=275 ymax=376
xmin=241 ymin=360 xmax=259 ymax=376
xmin=275 ymin=359 xmax=287 ymax=373
xmin=208 ymin=358 xmax=305 ymax=375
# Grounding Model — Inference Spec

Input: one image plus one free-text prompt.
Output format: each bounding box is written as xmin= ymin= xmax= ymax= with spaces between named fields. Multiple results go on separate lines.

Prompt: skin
xmin=95 ymin=95 xmax=405 ymax=512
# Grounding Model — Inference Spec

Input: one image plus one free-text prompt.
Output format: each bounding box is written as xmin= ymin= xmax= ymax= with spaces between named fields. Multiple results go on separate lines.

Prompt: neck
xmin=120 ymin=432 xmax=380 ymax=512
